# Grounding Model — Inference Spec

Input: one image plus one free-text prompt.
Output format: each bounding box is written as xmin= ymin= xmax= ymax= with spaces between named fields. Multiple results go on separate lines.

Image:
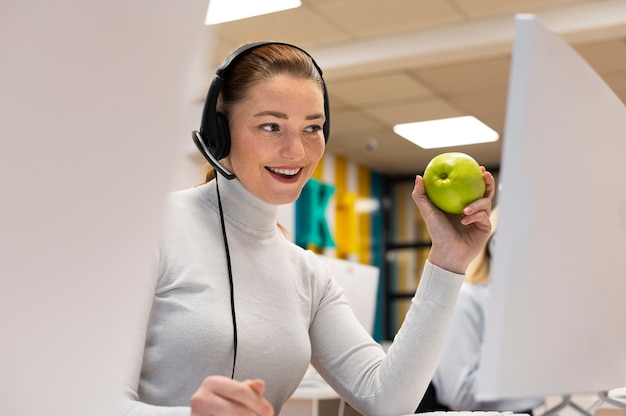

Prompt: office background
xmin=172 ymin=0 xmax=626 ymax=342
xmin=185 ymin=0 xmax=626 ymax=175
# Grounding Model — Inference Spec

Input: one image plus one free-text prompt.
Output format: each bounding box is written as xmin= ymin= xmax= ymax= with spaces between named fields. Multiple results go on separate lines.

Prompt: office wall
xmin=298 ymin=152 xmax=383 ymax=265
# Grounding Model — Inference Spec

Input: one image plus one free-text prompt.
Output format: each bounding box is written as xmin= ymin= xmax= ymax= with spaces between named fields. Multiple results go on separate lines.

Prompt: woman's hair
xmin=202 ymin=43 xmax=326 ymax=184
xmin=465 ymin=206 xmax=499 ymax=285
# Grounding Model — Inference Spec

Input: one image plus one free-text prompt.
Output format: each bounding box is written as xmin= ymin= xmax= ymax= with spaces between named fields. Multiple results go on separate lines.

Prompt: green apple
xmin=423 ymin=152 xmax=485 ymax=214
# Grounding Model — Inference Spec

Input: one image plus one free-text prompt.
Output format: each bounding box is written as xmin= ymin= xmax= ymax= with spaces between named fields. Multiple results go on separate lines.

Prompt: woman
xmin=122 ymin=42 xmax=495 ymax=416
xmin=432 ymin=207 xmax=544 ymax=413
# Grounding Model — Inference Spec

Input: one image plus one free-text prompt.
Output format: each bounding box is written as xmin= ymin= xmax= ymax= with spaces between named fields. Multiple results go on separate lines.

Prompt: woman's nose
xmin=280 ymin=133 xmax=306 ymax=159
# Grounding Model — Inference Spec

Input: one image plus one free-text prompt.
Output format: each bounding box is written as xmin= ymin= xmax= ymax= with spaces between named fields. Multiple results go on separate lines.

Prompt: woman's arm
xmin=309 ymin=261 xmax=465 ymax=416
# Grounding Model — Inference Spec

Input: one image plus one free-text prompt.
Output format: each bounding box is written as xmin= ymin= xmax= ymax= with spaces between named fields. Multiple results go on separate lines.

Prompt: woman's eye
xmin=305 ymin=125 xmax=323 ymax=133
xmin=261 ymin=124 xmax=279 ymax=132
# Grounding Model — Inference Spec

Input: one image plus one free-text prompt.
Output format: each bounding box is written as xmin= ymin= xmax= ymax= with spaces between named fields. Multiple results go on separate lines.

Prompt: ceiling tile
xmin=329 ymin=108 xmax=387 ymax=136
xmin=575 ymin=39 xmax=626 ymax=75
xmin=479 ymin=112 xmax=506 ymax=134
xmin=412 ymin=56 xmax=511 ymax=95
xmin=603 ymin=71 xmax=626 ymax=104
xmin=325 ymin=92 xmax=352 ymax=111
xmin=329 ymin=72 xmax=434 ymax=106
xmin=450 ymin=0 xmax=591 ymax=19
xmin=451 ymin=88 xmax=509 ymax=117
xmin=208 ymin=6 xmax=351 ymax=56
xmin=309 ymin=0 xmax=465 ymax=39
xmin=362 ymin=97 xmax=464 ymax=127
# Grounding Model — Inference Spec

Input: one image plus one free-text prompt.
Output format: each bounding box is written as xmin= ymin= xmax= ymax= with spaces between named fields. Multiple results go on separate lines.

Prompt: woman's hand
xmin=411 ymin=167 xmax=495 ymax=274
xmin=190 ymin=375 xmax=274 ymax=416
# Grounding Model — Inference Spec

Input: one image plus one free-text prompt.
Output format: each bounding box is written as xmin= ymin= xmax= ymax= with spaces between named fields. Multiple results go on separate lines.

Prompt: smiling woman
xmin=121 ymin=41 xmax=496 ymax=416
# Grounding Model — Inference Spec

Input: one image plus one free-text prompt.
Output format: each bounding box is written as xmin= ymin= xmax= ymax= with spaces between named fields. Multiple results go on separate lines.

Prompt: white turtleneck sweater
xmin=121 ymin=176 xmax=464 ymax=416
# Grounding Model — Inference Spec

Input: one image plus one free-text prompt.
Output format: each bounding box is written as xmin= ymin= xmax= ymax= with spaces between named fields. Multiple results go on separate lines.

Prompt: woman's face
xmin=223 ymin=74 xmax=326 ymax=205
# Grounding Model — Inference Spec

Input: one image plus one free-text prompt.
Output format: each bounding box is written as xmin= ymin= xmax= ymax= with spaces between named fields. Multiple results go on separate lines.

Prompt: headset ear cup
xmin=214 ymin=112 xmax=231 ymax=160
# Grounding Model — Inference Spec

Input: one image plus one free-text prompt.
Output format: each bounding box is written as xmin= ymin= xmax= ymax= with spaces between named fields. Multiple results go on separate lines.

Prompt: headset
xmin=192 ymin=41 xmax=330 ymax=180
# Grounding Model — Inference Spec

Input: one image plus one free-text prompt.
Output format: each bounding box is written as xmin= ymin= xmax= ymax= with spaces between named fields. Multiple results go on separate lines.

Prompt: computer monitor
xmin=317 ymin=255 xmax=380 ymax=336
xmin=477 ymin=14 xmax=626 ymax=401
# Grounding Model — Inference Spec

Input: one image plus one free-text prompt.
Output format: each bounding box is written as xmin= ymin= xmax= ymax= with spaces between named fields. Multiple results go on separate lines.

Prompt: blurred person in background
xmin=430 ymin=206 xmax=544 ymax=414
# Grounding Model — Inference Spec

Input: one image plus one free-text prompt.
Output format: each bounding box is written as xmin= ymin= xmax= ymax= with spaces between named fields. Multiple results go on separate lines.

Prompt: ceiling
xmin=193 ymin=0 xmax=626 ymax=176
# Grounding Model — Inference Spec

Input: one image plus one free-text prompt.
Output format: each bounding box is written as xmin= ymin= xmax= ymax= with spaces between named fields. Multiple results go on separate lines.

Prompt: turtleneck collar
xmin=198 ymin=175 xmax=280 ymax=233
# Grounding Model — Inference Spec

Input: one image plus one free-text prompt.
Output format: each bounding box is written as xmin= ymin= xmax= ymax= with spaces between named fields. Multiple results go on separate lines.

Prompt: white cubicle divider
xmin=477 ymin=13 xmax=626 ymax=406
xmin=316 ymin=255 xmax=380 ymax=335
xmin=0 ymin=2 xmax=209 ymax=415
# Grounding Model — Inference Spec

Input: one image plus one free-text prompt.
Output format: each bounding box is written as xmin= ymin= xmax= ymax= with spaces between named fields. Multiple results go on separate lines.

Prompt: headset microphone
xmin=192 ymin=130 xmax=236 ymax=180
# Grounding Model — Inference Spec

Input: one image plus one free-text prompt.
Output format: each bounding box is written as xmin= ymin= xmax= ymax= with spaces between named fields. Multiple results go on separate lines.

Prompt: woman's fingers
xmin=461 ymin=169 xmax=495 ymax=226
xmin=244 ymin=379 xmax=273 ymax=416
xmin=190 ymin=376 xmax=274 ymax=416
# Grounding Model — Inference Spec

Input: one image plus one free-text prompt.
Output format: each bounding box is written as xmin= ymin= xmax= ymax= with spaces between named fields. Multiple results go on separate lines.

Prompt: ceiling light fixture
xmin=205 ymin=0 xmax=302 ymax=25
xmin=393 ymin=115 xmax=499 ymax=149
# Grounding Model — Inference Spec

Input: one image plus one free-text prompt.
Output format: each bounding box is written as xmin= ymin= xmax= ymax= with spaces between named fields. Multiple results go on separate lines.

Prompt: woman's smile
xmin=265 ymin=166 xmax=303 ymax=180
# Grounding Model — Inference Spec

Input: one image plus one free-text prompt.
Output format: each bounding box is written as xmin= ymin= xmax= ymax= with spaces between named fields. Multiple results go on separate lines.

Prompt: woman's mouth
xmin=266 ymin=167 xmax=302 ymax=178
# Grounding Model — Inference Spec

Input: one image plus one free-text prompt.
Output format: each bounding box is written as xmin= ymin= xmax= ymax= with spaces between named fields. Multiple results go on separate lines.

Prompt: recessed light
xmin=393 ymin=116 xmax=499 ymax=149
xmin=205 ymin=0 xmax=301 ymax=25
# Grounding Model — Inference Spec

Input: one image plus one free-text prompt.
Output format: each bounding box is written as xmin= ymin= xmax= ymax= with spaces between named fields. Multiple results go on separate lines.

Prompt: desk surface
xmin=290 ymin=382 xmax=341 ymax=400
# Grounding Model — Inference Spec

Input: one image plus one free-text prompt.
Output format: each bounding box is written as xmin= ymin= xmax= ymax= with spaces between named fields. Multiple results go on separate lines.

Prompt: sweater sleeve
xmin=309 ymin=260 xmax=464 ymax=416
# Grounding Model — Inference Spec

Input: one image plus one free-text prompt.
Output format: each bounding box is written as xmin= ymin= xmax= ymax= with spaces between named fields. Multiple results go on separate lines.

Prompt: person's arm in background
xmin=433 ymin=281 xmax=545 ymax=413
xmin=432 ymin=283 xmax=486 ymax=410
